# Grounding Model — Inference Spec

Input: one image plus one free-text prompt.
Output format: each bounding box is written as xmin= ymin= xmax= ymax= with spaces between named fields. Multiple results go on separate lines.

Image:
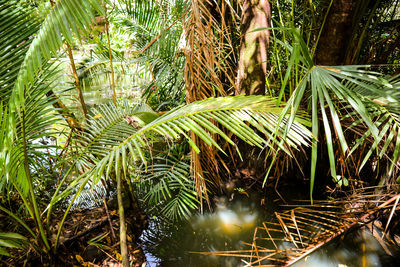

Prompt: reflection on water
xmin=141 ymin=194 xmax=268 ymax=267
xmin=291 ymin=229 xmax=393 ymax=267
xmin=140 ymin=192 xmax=400 ymax=267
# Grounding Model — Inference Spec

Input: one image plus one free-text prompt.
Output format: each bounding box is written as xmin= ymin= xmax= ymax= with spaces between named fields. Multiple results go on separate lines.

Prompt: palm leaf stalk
xmin=2 ymin=62 xmax=62 ymax=255
xmin=48 ymin=0 xmax=88 ymax=118
xmin=66 ymin=42 xmax=88 ymax=118
xmin=117 ymin=167 xmax=129 ymax=267
xmin=104 ymin=3 xmax=117 ymax=105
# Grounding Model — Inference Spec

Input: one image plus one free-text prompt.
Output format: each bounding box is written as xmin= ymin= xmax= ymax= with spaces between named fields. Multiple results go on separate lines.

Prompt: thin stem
xmin=54 ymin=174 xmax=91 ymax=251
xmin=67 ymin=42 xmax=88 ymax=118
xmin=311 ymin=0 xmax=334 ymax=60
xmin=104 ymin=4 xmax=117 ymax=105
xmin=47 ymin=0 xmax=82 ymax=129
xmin=21 ymin=109 xmax=50 ymax=251
xmin=117 ymin=168 xmax=129 ymax=267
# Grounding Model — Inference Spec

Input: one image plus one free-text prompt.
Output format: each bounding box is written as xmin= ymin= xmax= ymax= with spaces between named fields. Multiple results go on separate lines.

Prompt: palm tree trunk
xmin=315 ymin=0 xmax=357 ymax=65
xmin=236 ymin=0 xmax=271 ymax=95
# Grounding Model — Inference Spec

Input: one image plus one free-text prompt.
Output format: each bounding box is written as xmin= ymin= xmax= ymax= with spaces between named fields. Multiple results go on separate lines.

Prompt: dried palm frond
xmin=183 ymin=0 xmax=241 ymax=203
xmin=184 ymin=0 xmax=239 ymax=101
xmin=198 ymin=187 xmax=400 ymax=266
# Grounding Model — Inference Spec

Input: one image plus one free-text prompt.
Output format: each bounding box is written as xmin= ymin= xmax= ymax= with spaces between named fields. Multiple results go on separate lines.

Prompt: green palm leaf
xmin=53 ymin=95 xmax=311 ymax=216
xmin=0 ymin=232 xmax=27 ymax=257
xmin=85 ymin=95 xmax=311 ymax=182
xmin=345 ymin=76 xmax=400 ymax=177
xmin=274 ymin=29 xmax=399 ymax=201
xmin=12 ymin=0 xmax=107 ymax=110
xmin=141 ymin=155 xmax=199 ymax=221
xmin=6 ymin=64 xmax=61 ymax=195
xmin=0 ymin=0 xmax=41 ymax=104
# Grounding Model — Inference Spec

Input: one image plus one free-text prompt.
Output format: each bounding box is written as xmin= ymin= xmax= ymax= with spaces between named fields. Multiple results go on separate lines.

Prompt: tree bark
xmin=316 ymin=0 xmax=357 ymax=65
xmin=236 ymin=0 xmax=271 ymax=95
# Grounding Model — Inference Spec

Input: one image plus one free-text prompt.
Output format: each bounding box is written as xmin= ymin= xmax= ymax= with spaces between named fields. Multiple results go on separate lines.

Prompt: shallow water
xmin=140 ymin=192 xmax=400 ymax=267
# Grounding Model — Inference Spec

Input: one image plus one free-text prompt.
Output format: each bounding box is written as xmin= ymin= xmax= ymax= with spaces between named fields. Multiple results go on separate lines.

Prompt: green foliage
xmin=55 ymin=96 xmax=310 ymax=223
xmin=114 ymin=0 xmax=187 ymax=110
xmin=0 ymin=232 xmax=27 ymax=257
xmin=140 ymin=155 xmax=199 ymax=221
xmin=12 ymin=0 xmax=107 ymax=110
xmin=1 ymin=0 xmax=400 ymax=263
xmin=5 ymin=64 xmax=61 ymax=196
xmin=270 ymin=28 xmax=400 ymax=200
xmin=0 ymin=0 xmax=41 ymax=104
xmin=85 ymin=96 xmax=310 ymax=184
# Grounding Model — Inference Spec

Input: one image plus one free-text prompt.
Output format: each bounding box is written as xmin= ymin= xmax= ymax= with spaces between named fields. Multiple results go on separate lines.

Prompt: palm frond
xmin=344 ymin=75 xmax=400 ymax=178
xmin=116 ymin=0 xmax=164 ymax=35
xmin=6 ymin=63 xmax=62 ymax=196
xmin=55 ymin=96 xmax=311 ymax=211
xmin=0 ymin=0 xmax=41 ymax=104
xmin=141 ymin=155 xmax=199 ymax=221
xmin=48 ymin=100 xmax=158 ymax=206
xmin=12 ymin=0 xmax=107 ymax=109
xmin=84 ymin=96 xmax=311 ymax=199
xmin=0 ymin=232 xmax=27 ymax=257
xmin=273 ymin=29 xmax=400 ymax=200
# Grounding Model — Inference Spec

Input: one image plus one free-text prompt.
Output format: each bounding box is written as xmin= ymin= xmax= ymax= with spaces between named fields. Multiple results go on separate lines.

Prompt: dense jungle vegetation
xmin=1 ymin=0 xmax=400 ymax=266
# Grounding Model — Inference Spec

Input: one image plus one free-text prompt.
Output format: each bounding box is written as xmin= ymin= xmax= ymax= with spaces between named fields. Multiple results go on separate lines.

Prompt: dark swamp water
xmin=139 ymin=191 xmax=400 ymax=267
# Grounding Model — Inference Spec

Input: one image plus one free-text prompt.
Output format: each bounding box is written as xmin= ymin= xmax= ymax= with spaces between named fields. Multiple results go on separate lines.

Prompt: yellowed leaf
xmin=75 ymin=254 xmax=84 ymax=263
xmin=115 ymin=252 xmax=122 ymax=261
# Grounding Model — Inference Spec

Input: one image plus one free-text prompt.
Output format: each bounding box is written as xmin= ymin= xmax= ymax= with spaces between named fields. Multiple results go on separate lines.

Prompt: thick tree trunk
xmin=236 ymin=0 xmax=271 ymax=95
xmin=316 ymin=0 xmax=357 ymax=65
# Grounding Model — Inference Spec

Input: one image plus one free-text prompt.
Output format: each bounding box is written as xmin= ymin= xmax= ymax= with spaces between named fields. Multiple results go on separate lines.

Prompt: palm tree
xmin=0 ymin=0 xmax=311 ymax=264
xmin=1 ymin=0 xmax=400 ymax=265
